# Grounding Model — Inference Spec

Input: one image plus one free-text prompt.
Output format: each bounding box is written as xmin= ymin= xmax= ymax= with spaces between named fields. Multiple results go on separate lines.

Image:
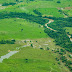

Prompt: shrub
xmin=31 ymin=44 xmax=33 ymax=47
xmin=58 ymin=62 xmax=60 ymax=65
xmin=68 ymin=66 xmax=72 ymax=71
xmin=60 ymin=56 xmax=67 ymax=62
xmin=68 ymin=55 xmax=72 ymax=58
xmin=24 ymin=40 xmax=26 ymax=43
xmin=11 ymin=39 xmax=15 ymax=42
xmin=57 ymin=1 xmax=61 ymax=3
xmin=0 ymin=40 xmax=15 ymax=44
xmin=59 ymin=52 xmax=63 ymax=55
xmin=30 ymin=41 xmax=31 ymax=42
xmin=36 ymin=41 xmax=37 ymax=42
xmin=40 ymin=48 xmax=43 ymax=50
xmin=33 ymin=9 xmax=42 ymax=16
xmin=2 ymin=2 xmax=16 ymax=6
xmin=55 ymin=58 xmax=59 ymax=61
xmin=60 ymin=49 xmax=65 ymax=52
xmin=47 ymin=47 xmax=49 ymax=50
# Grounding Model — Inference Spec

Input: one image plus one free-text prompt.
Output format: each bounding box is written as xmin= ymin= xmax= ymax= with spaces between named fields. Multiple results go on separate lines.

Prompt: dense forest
xmin=0 ymin=12 xmax=48 ymax=25
xmin=44 ymin=17 xmax=72 ymax=53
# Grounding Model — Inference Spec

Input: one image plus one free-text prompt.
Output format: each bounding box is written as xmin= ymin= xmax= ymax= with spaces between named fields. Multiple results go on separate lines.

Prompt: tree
xmin=47 ymin=47 xmax=49 ymax=50
xmin=40 ymin=48 xmax=43 ymax=50
xmin=60 ymin=56 xmax=67 ymax=62
xmin=31 ymin=44 xmax=33 ymax=47
xmin=71 ymin=34 xmax=72 ymax=38
xmin=57 ymin=1 xmax=61 ymax=3
xmin=55 ymin=58 xmax=59 ymax=61
xmin=58 ymin=62 xmax=60 ymax=65
xmin=16 ymin=0 xmax=19 ymax=2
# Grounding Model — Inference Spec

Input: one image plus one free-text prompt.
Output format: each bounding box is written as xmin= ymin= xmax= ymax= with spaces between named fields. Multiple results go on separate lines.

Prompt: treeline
xmin=56 ymin=55 xmax=72 ymax=71
xmin=2 ymin=2 xmax=16 ymax=6
xmin=0 ymin=39 xmax=15 ymax=44
xmin=55 ymin=48 xmax=72 ymax=71
xmin=43 ymin=16 xmax=72 ymax=22
xmin=47 ymin=19 xmax=72 ymax=31
xmin=60 ymin=56 xmax=72 ymax=71
xmin=0 ymin=12 xmax=48 ymax=25
xmin=44 ymin=16 xmax=72 ymax=52
xmin=33 ymin=9 xmax=42 ymax=16
xmin=44 ymin=24 xmax=72 ymax=52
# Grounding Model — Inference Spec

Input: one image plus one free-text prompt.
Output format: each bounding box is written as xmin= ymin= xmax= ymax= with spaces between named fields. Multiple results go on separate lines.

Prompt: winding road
xmin=45 ymin=19 xmax=56 ymax=31
xmin=45 ymin=19 xmax=72 ymax=42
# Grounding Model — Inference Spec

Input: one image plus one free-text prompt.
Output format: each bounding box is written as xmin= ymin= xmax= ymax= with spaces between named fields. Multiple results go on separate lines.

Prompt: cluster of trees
xmin=33 ymin=9 xmax=42 ymax=16
xmin=60 ymin=56 xmax=72 ymax=71
xmin=44 ymin=17 xmax=72 ymax=53
xmin=0 ymin=40 xmax=15 ymax=44
xmin=44 ymin=28 xmax=72 ymax=52
xmin=54 ymin=48 xmax=66 ymax=55
xmin=0 ymin=12 xmax=48 ymax=25
xmin=55 ymin=48 xmax=72 ymax=71
xmin=43 ymin=16 xmax=72 ymax=22
xmin=2 ymin=2 xmax=16 ymax=6
xmin=47 ymin=20 xmax=72 ymax=30
xmin=57 ymin=1 xmax=61 ymax=3
xmin=56 ymin=57 xmax=72 ymax=71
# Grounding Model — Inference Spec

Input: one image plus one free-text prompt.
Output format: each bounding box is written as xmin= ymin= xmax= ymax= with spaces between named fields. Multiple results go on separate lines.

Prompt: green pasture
xmin=0 ymin=44 xmax=21 ymax=57
xmin=24 ymin=0 xmax=72 ymax=9
xmin=0 ymin=18 xmax=48 ymax=40
xmin=0 ymin=47 xmax=69 ymax=72
xmin=0 ymin=0 xmax=72 ymax=18
xmin=36 ymin=8 xmax=64 ymax=17
xmin=63 ymin=9 xmax=72 ymax=17
xmin=0 ymin=0 xmax=72 ymax=72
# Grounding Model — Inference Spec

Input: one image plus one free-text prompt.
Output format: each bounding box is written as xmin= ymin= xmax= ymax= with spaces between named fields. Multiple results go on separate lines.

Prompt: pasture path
xmin=60 ymin=8 xmax=68 ymax=18
xmin=45 ymin=19 xmax=56 ymax=31
xmin=0 ymin=51 xmax=19 ymax=63
xmin=0 ymin=45 xmax=28 ymax=63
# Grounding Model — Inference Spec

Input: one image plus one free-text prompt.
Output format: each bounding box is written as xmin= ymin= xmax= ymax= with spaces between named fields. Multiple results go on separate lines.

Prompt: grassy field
xmin=0 ymin=18 xmax=48 ymax=40
xmin=0 ymin=44 xmax=21 ymax=57
xmin=0 ymin=47 xmax=70 ymax=72
xmin=0 ymin=0 xmax=72 ymax=18
xmin=0 ymin=37 xmax=59 ymax=57
xmin=0 ymin=37 xmax=70 ymax=72
xmin=0 ymin=0 xmax=72 ymax=72
xmin=36 ymin=8 xmax=64 ymax=17
xmin=24 ymin=0 xmax=72 ymax=8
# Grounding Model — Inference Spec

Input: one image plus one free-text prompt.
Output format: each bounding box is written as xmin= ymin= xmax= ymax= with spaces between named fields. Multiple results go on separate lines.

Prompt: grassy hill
xmin=0 ymin=0 xmax=72 ymax=72
xmin=0 ymin=18 xmax=48 ymax=40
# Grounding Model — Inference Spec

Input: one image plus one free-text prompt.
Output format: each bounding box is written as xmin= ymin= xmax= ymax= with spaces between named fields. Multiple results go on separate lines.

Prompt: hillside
xmin=0 ymin=0 xmax=72 ymax=72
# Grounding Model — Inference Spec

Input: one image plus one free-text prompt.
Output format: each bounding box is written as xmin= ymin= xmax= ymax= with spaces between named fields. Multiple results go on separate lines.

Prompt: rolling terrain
xmin=0 ymin=0 xmax=72 ymax=72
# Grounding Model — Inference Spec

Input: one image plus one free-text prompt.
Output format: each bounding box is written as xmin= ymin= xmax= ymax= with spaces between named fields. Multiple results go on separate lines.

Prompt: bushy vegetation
xmin=44 ymin=17 xmax=72 ymax=53
xmin=0 ymin=12 xmax=48 ymax=25
xmin=0 ymin=18 xmax=48 ymax=39
xmin=0 ymin=0 xmax=72 ymax=72
xmin=60 ymin=56 xmax=72 ymax=71
xmin=0 ymin=47 xmax=65 ymax=72
xmin=57 ymin=1 xmax=61 ymax=3
xmin=2 ymin=2 xmax=16 ymax=6
xmin=33 ymin=9 xmax=42 ymax=16
xmin=0 ymin=40 xmax=15 ymax=44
